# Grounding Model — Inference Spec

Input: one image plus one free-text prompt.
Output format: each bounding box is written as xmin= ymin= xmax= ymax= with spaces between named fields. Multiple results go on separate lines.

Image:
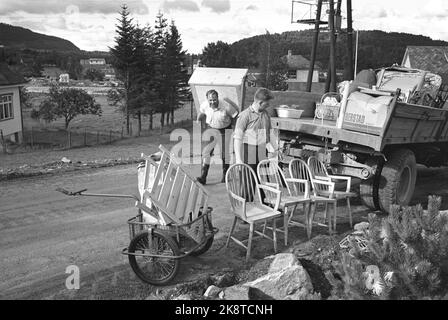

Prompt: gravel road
xmin=1 ymin=163 xmax=447 ymax=300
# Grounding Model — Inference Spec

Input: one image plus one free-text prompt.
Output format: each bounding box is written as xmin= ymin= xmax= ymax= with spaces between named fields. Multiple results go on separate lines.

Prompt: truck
xmin=272 ymin=66 xmax=448 ymax=213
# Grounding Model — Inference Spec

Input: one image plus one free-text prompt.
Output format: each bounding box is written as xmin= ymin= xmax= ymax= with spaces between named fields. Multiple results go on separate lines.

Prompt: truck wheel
xmin=360 ymin=157 xmax=382 ymax=211
xmin=378 ymin=149 xmax=417 ymax=214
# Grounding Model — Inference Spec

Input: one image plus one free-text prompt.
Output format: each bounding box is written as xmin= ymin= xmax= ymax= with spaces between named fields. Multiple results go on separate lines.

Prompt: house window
xmin=0 ymin=94 xmax=14 ymax=121
xmin=288 ymin=70 xmax=297 ymax=79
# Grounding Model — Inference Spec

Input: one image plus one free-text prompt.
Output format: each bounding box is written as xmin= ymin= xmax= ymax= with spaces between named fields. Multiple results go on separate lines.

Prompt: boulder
xmin=268 ymin=253 xmax=300 ymax=273
xmin=354 ymin=222 xmax=370 ymax=232
xmin=211 ymin=272 xmax=236 ymax=288
xmin=204 ymin=285 xmax=222 ymax=298
xmin=245 ymin=265 xmax=314 ymax=300
xmin=221 ymin=285 xmax=250 ymax=300
xmin=173 ymin=294 xmax=192 ymax=300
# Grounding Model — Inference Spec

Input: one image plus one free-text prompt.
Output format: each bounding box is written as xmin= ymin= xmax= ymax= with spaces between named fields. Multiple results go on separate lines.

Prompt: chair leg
xmin=262 ymin=220 xmax=267 ymax=235
xmin=305 ymin=202 xmax=312 ymax=240
xmin=347 ymin=197 xmax=353 ymax=228
xmin=284 ymin=207 xmax=289 ymax=246
xmin=324 ymin=203 xmax=329 ymax=224
xmin=308 ymin=202 xmax=316 ymax=240
xmin=333 ymin=201 xmax=337 ymax=233
xmin=246 ymin=223 xmax=254 ymax=263
xmin=273 ymin=219 xmax=277 ymax=253
xmin=226 ymin=216 xmax=238 ymax=248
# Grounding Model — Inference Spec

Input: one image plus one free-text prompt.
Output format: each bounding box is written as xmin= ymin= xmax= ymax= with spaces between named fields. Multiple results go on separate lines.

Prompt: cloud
xmin=246 ymin=5 xmax=258 ymax=11
xmin=162 ymin=0 xmax=200 ymax=13
xmin=201 ymin=0 xmax=231 ymax=13
xmin=0 ymin=0 xmax=148 ymax=15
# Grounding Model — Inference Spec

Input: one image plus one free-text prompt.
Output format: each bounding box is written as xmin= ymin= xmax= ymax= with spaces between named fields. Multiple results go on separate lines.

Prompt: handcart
xmin=57 ymin=145 xmax=218 ymax=285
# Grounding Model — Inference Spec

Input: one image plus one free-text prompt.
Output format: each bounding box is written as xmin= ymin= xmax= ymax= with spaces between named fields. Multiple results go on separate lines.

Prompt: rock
xmin=61 ymin=157 xmax=72 ymax=164
xmin=204 ymin=285 xmax=222 ymax=298
xmin=268 ymin=253 xmax=300 ymax=273
xmin=211 ymin=273 xmax=236 ymax=288
xmin=173 ymin=294 xmax=192 ymax=300
xmin=354 ymin=222 xmax=370 ymax=232
xmin=221 ymin=285 xmax=250 ymax=300
xmin=244 ymin=265 xmax=314 ymax=300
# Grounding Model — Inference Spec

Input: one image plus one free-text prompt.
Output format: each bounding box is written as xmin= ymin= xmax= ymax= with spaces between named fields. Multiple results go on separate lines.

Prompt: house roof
xmin=188 ymin=67 xmax=248 ymax=86
xmin=0 ymin=62 xmax=27 ymax=86
xmin=402 ymin=46 xmax=448 ymax=81
xmin=283 ymin=54 xmax=322 ymax=70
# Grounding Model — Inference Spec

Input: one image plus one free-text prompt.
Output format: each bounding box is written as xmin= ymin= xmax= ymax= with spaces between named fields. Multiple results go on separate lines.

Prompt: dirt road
xmin=1 ymin=164 xmax=447 ymax=300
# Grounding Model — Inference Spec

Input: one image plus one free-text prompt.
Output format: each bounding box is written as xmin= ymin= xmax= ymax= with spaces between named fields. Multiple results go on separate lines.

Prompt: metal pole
xmin=306 ymin=0 xmax=323 ymax=92
xmin=328 ymin=0 xmax=337 ymax=93
xmin=346 ymin=0 xmax=355 ymax=80
xmin=354 ymin=30 xmax=360 ymax=78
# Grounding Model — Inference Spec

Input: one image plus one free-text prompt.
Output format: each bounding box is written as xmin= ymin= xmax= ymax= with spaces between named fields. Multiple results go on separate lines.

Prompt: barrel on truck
xmin=273 ymin=66 xmax=448 ymax=213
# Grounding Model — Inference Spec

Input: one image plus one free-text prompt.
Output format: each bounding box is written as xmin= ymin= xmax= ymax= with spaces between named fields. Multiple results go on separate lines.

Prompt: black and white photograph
xmin=1 ymin=0 xmax=448 ymax=305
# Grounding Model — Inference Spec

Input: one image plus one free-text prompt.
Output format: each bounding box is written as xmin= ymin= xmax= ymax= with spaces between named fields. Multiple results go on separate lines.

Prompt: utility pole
xmin=328 ymin=0 xmax=337 ymax=93
xmin=306 ymin=0 xmax=323 ymax=92
xmin=265 ymin=30 xmax=271 ymax=89
xmin=346 ymin=0 xmax=355 ymax=80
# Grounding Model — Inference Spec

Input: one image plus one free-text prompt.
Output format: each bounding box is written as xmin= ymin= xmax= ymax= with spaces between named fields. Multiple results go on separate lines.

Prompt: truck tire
xmin=378 ymin=149 xmax=417 ymax=214
xmin=360 ymin=157 xmax=382 ymax=211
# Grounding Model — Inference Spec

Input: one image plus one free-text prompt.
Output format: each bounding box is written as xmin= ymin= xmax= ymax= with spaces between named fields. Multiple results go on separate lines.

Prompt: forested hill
xmin=226 ymin=29 xmax=448 ymax=72
xmin=0 ymin=23 xmax=80 ymax=52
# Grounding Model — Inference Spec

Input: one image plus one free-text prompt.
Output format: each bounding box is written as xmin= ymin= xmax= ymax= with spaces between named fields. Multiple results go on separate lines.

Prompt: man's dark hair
xmin=206 ymin=90 xmax=218 ymax=98
xmin=254 ymin=87 xmax=274 ymax=102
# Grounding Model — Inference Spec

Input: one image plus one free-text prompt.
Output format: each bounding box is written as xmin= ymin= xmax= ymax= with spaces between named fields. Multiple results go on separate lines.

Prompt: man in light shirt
xmin=197 ymin=89 xmax=239 ymax=184
xmin=234 ymin=87 xmax=276 ymax=173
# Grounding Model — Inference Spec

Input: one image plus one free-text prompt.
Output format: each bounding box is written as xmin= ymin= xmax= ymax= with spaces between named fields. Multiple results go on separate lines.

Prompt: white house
xmin=0 ymin=62 xmax=27 ymax=144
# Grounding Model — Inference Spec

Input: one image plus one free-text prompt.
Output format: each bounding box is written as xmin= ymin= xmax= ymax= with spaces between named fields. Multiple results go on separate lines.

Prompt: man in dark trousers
xmin=196 ymin=89 xmax=239 ymax=185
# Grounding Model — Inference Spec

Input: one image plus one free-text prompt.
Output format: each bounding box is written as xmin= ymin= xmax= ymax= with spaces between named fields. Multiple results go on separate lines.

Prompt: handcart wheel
xmin=128 ymin=230 xmax=180 ymax=285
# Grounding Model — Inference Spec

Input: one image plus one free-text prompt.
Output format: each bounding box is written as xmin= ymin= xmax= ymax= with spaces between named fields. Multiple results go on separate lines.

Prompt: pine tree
xmin=164 ymin=21 xmax=190 ymax=125
xmin=153 ymin=11 xmax=169 ymax=130
xmin=110 ymin=4 xmax=135 ymax=134
xmin=333 ymin=196 xmax=448 ymax=300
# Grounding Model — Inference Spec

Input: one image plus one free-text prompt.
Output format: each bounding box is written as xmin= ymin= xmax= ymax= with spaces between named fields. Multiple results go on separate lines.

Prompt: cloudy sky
xmin=1 ymin=0 xmax=447 ymax=54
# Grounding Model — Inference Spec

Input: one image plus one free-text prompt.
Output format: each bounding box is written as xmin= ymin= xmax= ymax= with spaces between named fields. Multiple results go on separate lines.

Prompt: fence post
xmin=130 ymin=122 xmax=133 ymax=137
xmin=31 ymin=127 xmax=34 ymax=149
xmin=84 ymin=129 xmax=87 ymax=147
xmin=0 ymin=130 xmax=6 ymax=154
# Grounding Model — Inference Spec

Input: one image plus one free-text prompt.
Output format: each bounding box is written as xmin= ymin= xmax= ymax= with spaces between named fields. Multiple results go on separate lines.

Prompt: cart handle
xmin=56 ymin=188 xmax=140 ymax=201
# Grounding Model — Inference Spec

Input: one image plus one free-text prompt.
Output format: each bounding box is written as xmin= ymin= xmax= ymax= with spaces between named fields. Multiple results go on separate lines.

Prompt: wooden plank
xmin=184 ymin=183 xmax=199 ymax=223
xmin=175 ymin=178 xmax=192 ymax=219
xmin=158 ymin=160 xmax=176 ymax=205
xmin=150 ymin=151 xmax=168 ymax=200
xmin=192 ymin=189 xmax=205 ymax=221
xmin=166 ymin=168 xmax=184 ymax=215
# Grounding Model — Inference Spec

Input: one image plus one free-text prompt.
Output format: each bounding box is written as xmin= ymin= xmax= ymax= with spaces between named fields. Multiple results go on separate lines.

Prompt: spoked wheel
xmin=128 ymin=229 xmax=180 ymax=285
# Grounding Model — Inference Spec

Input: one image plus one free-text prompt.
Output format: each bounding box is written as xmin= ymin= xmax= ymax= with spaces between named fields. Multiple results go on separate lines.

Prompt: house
xmin=402 ymin=46 xmax=448 ymax=82
xmin=0 ymin=62 xmax=27 ymax=144
xmin=246 ymin=70 xmax=264 ymax=88
xmin=59 ymin=73 xmax=70 ymax=84
xmin=42 ymin=65 xmax=64 ymax=81
xmin=80 ymin=58 xmax=115 ymax=81
xmin=283 ymin=50 xmax=322 ymax=91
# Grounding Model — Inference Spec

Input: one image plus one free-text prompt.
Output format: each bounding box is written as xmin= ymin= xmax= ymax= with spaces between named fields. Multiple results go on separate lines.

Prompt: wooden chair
xmin=257 ymin=159 xmax=311 ymax=245
xmin=225 ymin=164 xmax=282 ymax=262
xmin=289 ymin=158 xmax=338 ymax=238
xmin=307 ymin=156 xmax=357 ymax=230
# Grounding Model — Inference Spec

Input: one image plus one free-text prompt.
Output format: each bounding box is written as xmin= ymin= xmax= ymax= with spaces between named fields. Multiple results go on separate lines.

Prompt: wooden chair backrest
xmin=307 ymin=157 xmax=331 ymax=195
xmin=143 ymin=145 xmax=209 ymax=225
xmin=257 ymin=159 xmax=291 ymax=195
xmin=289 ymin=159 xmax=313 ymax=196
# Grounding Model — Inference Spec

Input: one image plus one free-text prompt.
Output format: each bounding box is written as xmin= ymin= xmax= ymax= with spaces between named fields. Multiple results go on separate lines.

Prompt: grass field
xmin=23 ymin=92 xmax=198 ymax=134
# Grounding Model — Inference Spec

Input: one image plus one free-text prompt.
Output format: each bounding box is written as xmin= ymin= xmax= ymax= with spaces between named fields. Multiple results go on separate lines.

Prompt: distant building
xmin=246 ymin=70 xmax=264 ymax=88
xmin=80 ymin=58 xmax=115 ymax=81
xmin=42 ymin=66 xmax=64 ymax=81
xmin=59 ymin=73 xmax=70 ymax=84
xmin=402 ymin=46 xmax=448 ymax=82
xmin=80 ymin=58 xmax=106 ymax=66
xmin=0 ymin=62 xmax=27 ymax=144
xmin=284 ymin=50 xmax=320 ymax=81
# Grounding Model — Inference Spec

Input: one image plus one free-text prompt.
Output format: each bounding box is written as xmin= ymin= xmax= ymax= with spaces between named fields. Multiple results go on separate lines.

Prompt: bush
xmin=331 ymin=196 xmax=448 ymax=300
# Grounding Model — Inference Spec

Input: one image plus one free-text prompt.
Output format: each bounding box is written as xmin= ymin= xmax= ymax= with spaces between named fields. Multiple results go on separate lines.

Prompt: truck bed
xmin=271 ymin=117 xmax=384 ymax=151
